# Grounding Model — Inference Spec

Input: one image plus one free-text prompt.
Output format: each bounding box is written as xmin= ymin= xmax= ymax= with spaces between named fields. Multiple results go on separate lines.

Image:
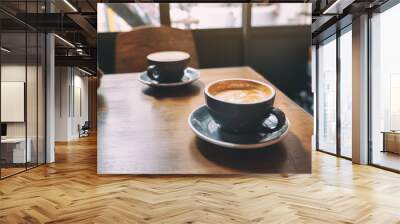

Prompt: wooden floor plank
xmin=0 ymin=134 xmax=400 ymax=223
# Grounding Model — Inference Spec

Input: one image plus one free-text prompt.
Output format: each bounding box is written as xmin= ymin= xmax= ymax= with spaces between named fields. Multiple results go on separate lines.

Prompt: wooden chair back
xmin=115 ymin=26 xmax=199 ymax=73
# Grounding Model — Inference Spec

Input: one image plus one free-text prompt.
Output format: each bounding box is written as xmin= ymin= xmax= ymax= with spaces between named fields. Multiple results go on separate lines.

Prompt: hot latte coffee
xmin=147 ymin=51 xmax=190 ymax=62
xmin=208 ymin=80 xmax=272 ymax=104
xmin=214 ymin=89 xmax=270 ymax=104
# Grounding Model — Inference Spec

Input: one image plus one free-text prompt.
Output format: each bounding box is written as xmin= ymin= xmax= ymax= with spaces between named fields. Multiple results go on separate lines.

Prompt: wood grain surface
xmin=115 ymin=26 xmax=199 ymax=73
xmin=97 ymin=67 xmax=312 ymax=174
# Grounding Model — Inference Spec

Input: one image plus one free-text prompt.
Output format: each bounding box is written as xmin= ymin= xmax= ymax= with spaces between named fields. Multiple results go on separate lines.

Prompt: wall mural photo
xmin=97 ymin=3 xmax=312 ymax=174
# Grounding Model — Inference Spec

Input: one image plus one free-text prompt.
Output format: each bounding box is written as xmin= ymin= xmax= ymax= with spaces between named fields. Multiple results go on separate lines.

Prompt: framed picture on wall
xmin=1 ymin=81 xmax=25 ymax=122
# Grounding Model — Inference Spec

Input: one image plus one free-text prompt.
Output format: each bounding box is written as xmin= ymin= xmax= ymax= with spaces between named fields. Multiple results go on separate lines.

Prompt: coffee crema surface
xmin=214 ymin=89 xmax=269 ymax=104
xmin=208 ymin=80 xmax=272 ymax=104
xmin=147 ymin=51 xmax=190 ymax=62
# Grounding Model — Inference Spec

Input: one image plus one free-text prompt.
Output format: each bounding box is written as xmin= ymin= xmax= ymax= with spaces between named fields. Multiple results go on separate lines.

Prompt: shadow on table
xmin=142 ymin=82 xmax=204 ymax=99
xmin=195 ymin=132 xmax=306 ymax=173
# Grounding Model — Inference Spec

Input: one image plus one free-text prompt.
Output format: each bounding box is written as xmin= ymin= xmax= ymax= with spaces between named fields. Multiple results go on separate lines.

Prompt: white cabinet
xmin=1 ymin=138 xmax=32 ymax=163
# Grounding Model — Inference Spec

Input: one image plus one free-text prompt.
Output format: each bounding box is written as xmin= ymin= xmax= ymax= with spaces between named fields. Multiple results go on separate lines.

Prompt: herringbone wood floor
xmin=1 ymin=135 xmax=400 ymax=224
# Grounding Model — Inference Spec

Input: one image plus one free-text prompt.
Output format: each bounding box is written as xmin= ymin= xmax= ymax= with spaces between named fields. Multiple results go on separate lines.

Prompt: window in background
xmin=339 ymin=28 xmax=352 ymax=158
xmin=97 ymin=3 xmax=160 ymax=33
xmin=390 ymin=75 xmax=400 ymax=130
xmin=170 ymin=3 xmax=242 ymax=29
xmin=317 ymin=36 xmax=337 ymax=154
xmin=370 ymin=3 xmax=400 ymax=171
xmin=251 ymin=3 xmax=311 ymax=27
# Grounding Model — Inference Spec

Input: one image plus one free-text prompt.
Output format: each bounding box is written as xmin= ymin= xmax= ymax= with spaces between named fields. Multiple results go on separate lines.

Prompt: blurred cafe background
xmin=97 ymin=3 xmax=313 ymax=113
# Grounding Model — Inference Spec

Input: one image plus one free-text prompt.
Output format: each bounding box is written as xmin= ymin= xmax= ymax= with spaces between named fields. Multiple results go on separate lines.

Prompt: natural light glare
xmin=340 ymin=29 xmax=352 ymax=158
xmin=170 ymin=3 xmax=242 ymax=29
xmin=318 ymin=37 xmax=337 ymax=154
xmin=371 ymin=2 xmax=400 ymax=169
xmin=97 ymin=3 xmax=160 ymax=33
xmin=97 ymin=3 xmax=311 ymax=32
xmin=251 ymin=3 xmax=311 ymax=27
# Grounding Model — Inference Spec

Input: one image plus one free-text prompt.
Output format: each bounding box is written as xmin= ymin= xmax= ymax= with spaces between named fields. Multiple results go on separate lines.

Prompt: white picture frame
xmin=1 ymin=81 xmax=25 ymax=122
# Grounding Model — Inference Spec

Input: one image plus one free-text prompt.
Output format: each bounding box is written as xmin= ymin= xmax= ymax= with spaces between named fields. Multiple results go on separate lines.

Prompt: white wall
xmin=77 ymin=72 xmax=89 ymax=138
xmin=1 ymin=65 xmax=36 ymax=138
xmin=55 ymin=66 xmax=70 ymax=141
xmin=54 ymin=67 xmax=89 ymax=141
xmin=1 ymin=63 xmax=46 ymax=164
xmin=1 ymin=65 xmax=26 ymax=139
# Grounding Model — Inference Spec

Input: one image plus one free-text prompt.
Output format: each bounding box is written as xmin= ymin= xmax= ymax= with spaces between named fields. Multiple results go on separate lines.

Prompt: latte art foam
xmin=147 ymin=51 xmax=190 ymax=62
xmin=214 ymin=89 xmax=269 ymax=104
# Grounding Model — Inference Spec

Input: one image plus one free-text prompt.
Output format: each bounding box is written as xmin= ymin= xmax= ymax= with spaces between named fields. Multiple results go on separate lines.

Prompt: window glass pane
xmin=97 ymin=3 xmax=160 ymax=33
xmin=1 ymin=30 xmax=28 ymax=177
xmin=170 ymin=3 xmax=242 ymax=29
xmin=318 ymin=37 xmax=337 ymax=154
xmin=251 ymin=3 xmax=311 ymax=27
xmin=27 ymin=30 xmax=38 ymax=169
xmin=371 ymin=3 xmax=400 ymax=171
xmin=340 ymin=29 xmax=352 ymax=158
xmin=25 ymin=0 xmax=37 ymax=169
xmin=1 ymin=0 xmax=46 ymax=179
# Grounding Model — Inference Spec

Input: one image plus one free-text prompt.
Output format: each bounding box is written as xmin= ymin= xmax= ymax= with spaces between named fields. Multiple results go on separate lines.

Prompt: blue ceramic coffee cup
xmin=147 ymin=51 xmax=190 ymax=83
xmin=205 ymin=79 xmax=286 ymax=133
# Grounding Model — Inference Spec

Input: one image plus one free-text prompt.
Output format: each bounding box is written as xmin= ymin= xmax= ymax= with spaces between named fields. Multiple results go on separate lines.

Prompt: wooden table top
xmin=98 ymin=67 xmax=312 ymax=174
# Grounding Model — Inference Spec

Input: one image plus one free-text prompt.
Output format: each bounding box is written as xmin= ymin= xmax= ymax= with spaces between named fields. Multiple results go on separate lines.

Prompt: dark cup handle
xmin=147 ymin=65 xmax=159 ymax=81
xmin=262 ymin=107 xmax=286 ymax=132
